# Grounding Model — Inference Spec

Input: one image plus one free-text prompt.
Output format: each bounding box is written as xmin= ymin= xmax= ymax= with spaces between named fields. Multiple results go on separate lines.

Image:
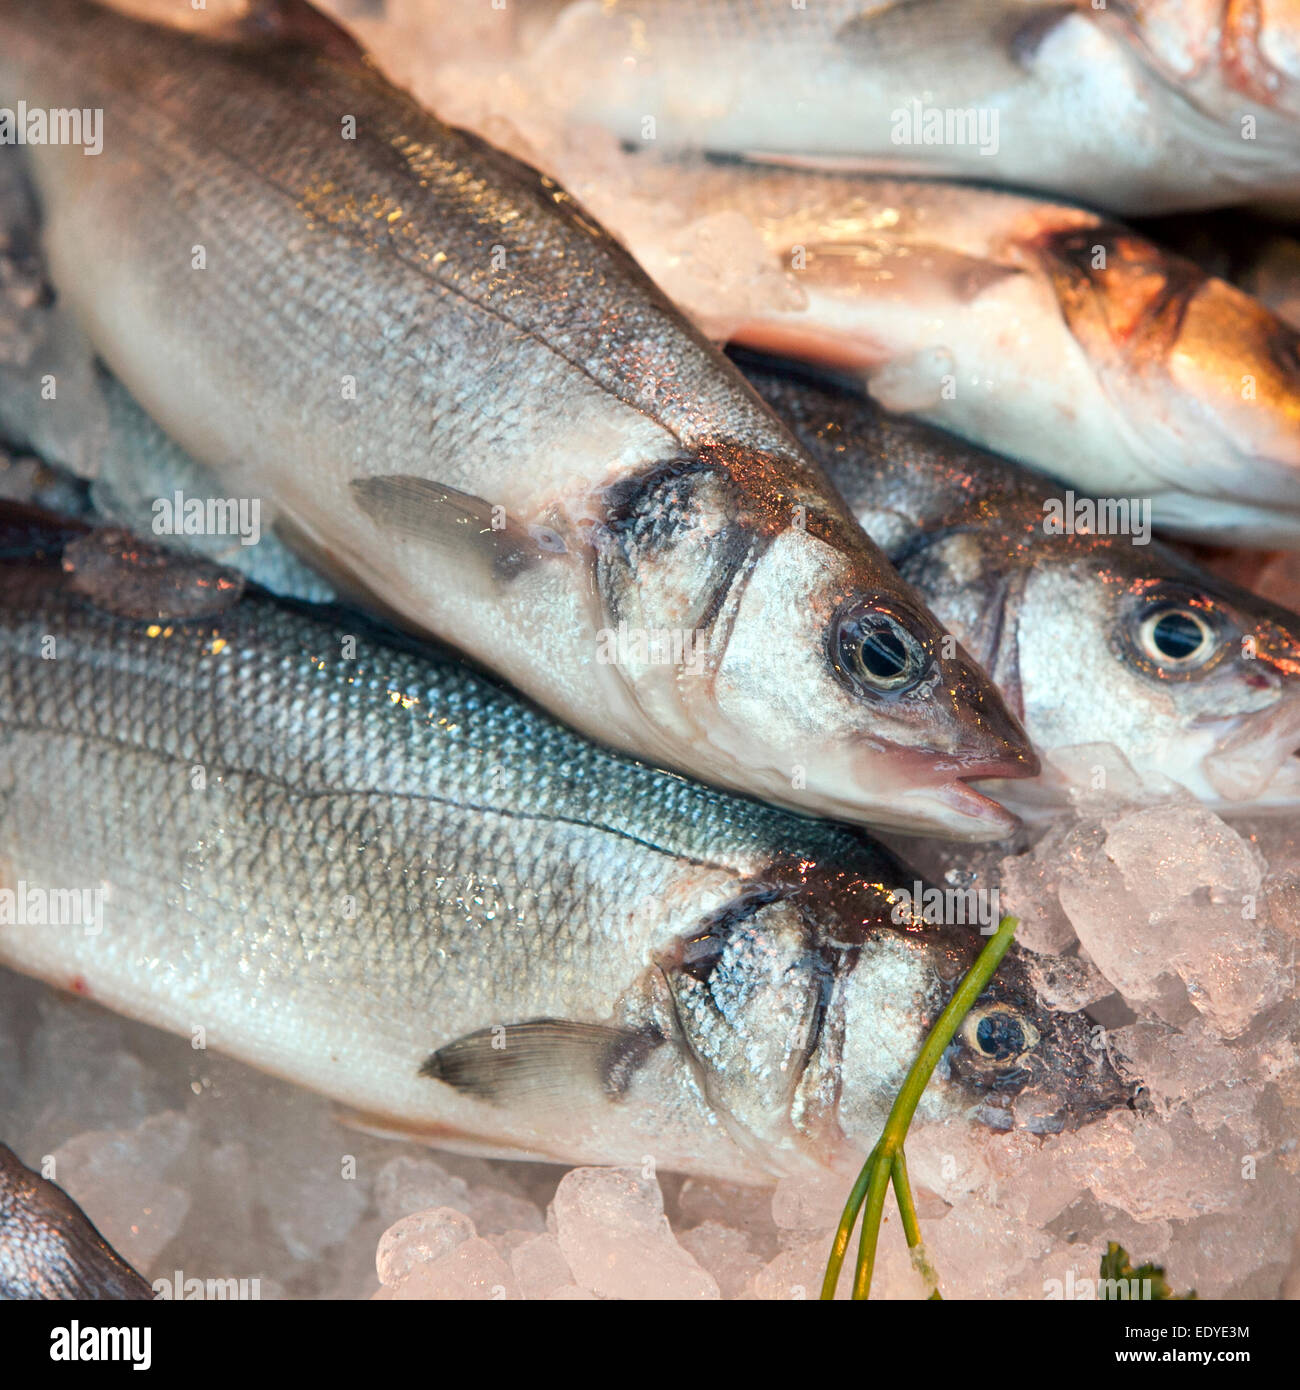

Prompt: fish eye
xmin=961 ymin=1005 xmax=1039 ymax=1064
xmin=1137 ymin=604 xmax=1218 ymax=672
xmin=831 ymin=602 xmax=928 ymax=696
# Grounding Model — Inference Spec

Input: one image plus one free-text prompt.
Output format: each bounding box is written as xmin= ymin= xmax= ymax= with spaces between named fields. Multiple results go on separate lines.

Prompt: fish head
xmin=695 ymin=477 xmax=1038 ymax=838
xmin=831 ymin=922 xmax=1135 ymax=1152
xmin=1033 ymin=224 xmax=1300 ymax=536
xmin=652 ymin=857 xmax=1132 ymax=1177
xmin=1164 ymin=279 xmax=1300 ymax=515
xmin=1007 ymin=537 xmax=1300 ymax=806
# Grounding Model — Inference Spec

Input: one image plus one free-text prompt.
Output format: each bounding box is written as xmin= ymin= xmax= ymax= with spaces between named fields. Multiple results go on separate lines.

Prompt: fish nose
xmin=944 ymin=655 xmax=1040 ymax=780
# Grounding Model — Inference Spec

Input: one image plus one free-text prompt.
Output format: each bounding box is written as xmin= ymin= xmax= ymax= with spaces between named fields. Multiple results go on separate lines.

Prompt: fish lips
xmin=1203 ymin=692 xmax=1300 ymax=802
xmin=859 ymin=740 xmax=1039 ymax=840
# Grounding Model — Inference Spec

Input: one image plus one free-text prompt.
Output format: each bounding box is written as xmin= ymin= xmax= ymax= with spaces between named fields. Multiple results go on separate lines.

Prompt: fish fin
xmin=839 ymin=2 xmax=1075 ymax=86
xmin=216 ymin=0 xmax=366 ymax=66
xmin=0 ymin=1144 xmax=154 ymax=1301
xmin=61 ymin=527 xmax=245 ymax=622
xmin=421 ymin=1019 xmax=663 ymax=1106
xmin=350 ymin=475 xmax=566 ymax=586
xmin=332 ymin=1109 xmax=564 ymax=1165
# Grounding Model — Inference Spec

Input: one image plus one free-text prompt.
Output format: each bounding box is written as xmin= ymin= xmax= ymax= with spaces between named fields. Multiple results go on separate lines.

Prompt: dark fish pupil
xmin=860 ymin=628 xmax=909 ymax=679
xmin=976 ymin=1013 xmax=1025 ymax=1060
xmin=1152 ymin=611 xmax=1204 ymax=660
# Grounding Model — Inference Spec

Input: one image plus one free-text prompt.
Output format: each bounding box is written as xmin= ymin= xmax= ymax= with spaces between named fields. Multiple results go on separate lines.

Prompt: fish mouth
xmin=860 ymin=748 xmax=1035 ymax=840
xmin=1203 ymin=694 xmax=1300 ymax=803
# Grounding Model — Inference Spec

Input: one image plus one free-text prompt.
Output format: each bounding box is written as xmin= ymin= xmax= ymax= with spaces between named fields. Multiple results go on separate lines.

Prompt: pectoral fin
xmin=350 ymin=475 xmax=566 ymax=589
xmin=838 ymin=2 xmax=1074 ymax=89
xmin=421 ymin=1019 xmax=663 ymax=1106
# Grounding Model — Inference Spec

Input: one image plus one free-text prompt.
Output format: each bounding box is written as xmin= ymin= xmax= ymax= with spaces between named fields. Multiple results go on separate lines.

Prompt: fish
xmin=0 ymin=507 xmax=1132 ymax=1182
xmin=738 ymin=352 xmax=1300 ymax=813
xmin=0 ymin=0 xmax=1037 ymax=840
xmin=1137 ymin=209 xmax=1300 ymax=333
xmin=0 ymin=1142 xmax=153 ymax=1300
xmin=548 ymin=161 xmax=1300 ymax=547
xmin=505 ymin=0 xmax=1300 ymax=215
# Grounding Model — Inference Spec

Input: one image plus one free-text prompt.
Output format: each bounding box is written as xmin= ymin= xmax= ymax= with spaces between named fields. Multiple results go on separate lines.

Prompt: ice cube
xmin=391 ymin=1236 xmax=519 ymax=1301
xmin=53 ymin=1110 xmax=194 ymax=1272
xmin=678 ymin=1221 xmax=764 ymax=1300
xmin=376 ymin=1207 xmax=477 ymax=1288
xmin=510 ymin=1233 xmax=574 ymax=1300
xmin=551 ymin=1167 xmax=719 ymax=1300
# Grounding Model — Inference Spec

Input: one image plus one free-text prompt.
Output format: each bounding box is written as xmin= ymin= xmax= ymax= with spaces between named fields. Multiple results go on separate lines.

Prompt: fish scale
xmin=0 ymin=0 xmax=1037 ymax=839
xmin=739 ymin=355 xmax=1300 ymax=813
xmin=0 ymin=512 xmax=1131 ymax=1178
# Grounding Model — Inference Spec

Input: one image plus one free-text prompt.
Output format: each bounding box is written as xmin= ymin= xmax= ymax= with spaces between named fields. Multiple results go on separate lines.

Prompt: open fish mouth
xmin=1203 ymin=695 xmax=1300 ymax=804
xmin=933 ymin=777 xmax=1023 ymax=839
xmin=859 ymin=746 xmax=1038 ymax=840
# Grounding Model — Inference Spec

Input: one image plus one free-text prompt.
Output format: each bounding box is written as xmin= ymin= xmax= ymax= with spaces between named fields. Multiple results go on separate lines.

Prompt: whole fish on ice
xmin=0 ymin=508 xmax=1132 ymax=1182
xmin=0 ymin=0 xmax=1036 ymax=838
xmin=741 ymin=355 xmax=1300 ymax=814
xmin=560 ymin=163 xmax=1300 ymax=546
xmin=504 ymin=0 xmax=1300 ymax=215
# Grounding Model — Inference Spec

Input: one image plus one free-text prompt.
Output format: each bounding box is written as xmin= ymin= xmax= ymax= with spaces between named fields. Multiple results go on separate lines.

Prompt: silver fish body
xmin=0 ymin=510 xmax=1130 ymax=1182
xmin=740 ymin=356 xmax=1300 ymax=813
xmin=0 ymin=0 xmax=1035 ymax=838
xmin=0 ymin=1143 xmax=152 ymax=1300
xmin=507 ymin=0 xmax=1300 ymax=215
xmin=548 ymin=161 xmax=1300 ymax=547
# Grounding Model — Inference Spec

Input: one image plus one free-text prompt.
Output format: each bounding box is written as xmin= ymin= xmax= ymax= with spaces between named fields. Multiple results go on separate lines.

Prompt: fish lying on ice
xmin=0 ymin=1143 xmax=152 ymax=1300
xmin=740 ymin=354 xmax=1300 ymax=814
xmin=551 ymin=162 xmax=1300 ymax=547
xmin=0 ymin=508 xmax=1132 ymax=1182
xmin=503 ymin=0 xmax=1300 ymax=215
xmin=0 ymin=0 xmax=1035 ymax=839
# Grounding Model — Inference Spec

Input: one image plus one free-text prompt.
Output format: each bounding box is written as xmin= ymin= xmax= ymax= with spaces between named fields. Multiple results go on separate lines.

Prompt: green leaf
xmin=1100 ymin=1241 xmax=1197 ymax=1300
